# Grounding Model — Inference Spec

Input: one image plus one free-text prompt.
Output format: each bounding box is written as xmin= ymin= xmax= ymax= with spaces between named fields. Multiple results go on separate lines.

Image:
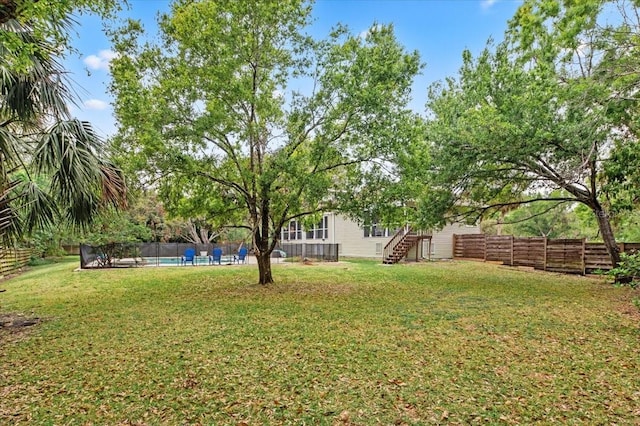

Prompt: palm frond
xmin=100 ymin=160 xmax=128 ymax=209
xmin=63 ymin=190 xmax=100 ymax=229
xmin=34 ymin=119 xmax=101 ymax=175
xmin=0 ymin=125 xmax=21 ymax=171
xmin=21 ymin=179 xmax=57 ymax=232
xmin=1 ymin=18 xmax=73 ymax=122
xmin=0 ymin=178 xmax=22 ymax=245
xmin=34 ymin=119 xmax=112 ymax=226
xmin=0 ymin=13 xmax=127 ymax=241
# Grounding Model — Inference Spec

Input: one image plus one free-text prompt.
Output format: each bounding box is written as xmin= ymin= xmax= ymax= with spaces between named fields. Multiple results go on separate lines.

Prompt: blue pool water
xmin=143 ymin=256 xmax=238 ymax=266
xmin=143 ymin=257 xmax=181 ymax=266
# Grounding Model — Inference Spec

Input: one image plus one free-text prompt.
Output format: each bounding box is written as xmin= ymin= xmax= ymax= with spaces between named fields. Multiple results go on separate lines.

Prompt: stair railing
xmin=415 ymin=229 xmax=433 ymax=239
xmin=382 ymin=225 xmax=411 ymax=262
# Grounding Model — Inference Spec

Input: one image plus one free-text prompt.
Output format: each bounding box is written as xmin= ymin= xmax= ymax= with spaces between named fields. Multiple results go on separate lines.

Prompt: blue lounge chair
xmin=209 ymin=247 xmax=222 ymax=265
xmin=237 ymin=247 xmax=248 ymax=264
xmin=181 ymin=248 xmax=196 ymax=266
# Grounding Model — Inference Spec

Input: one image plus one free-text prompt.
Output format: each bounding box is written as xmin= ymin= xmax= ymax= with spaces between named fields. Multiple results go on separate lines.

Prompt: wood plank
xmin=0 ymin=249 xmax=32 ymax=276
xmin=453 ymin=234 xmax=640 ymax=275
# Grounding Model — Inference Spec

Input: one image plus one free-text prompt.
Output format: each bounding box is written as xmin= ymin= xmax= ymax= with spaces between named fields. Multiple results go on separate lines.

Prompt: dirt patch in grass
xmin=0 ymin=313 xmax=42 ymax=343
xmin=0 ymin=270 xmax=26 ymax=282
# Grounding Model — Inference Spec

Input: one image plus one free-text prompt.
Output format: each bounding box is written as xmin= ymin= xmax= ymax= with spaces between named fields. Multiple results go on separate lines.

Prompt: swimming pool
xmin=143 ymin=257 xmax=181 ymax=266
xmin=142 ymin=255 xmax=239 ymax=266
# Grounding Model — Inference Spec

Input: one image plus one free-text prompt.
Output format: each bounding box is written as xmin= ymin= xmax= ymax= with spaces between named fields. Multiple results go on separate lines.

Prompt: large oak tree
xmin=408 ymin=0 xmax=640 ymax=270
xmin=108 ymin=0 xmax=422 ymax=284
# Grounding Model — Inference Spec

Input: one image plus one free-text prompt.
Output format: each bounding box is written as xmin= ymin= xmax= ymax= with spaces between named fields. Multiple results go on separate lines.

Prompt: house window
xmin=306 ymin=216 xmax=329 ymax=240
xmin=282 ymin=220 xmax=302 ymax=241
xmin=363 ymin=223 xmax=391 ymax=238
xmin=375 ymin=243 xmax=382 ymax=255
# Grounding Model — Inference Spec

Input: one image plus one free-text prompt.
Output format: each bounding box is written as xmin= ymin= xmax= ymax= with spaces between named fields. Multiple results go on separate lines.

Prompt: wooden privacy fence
xmin=453 ymin=234 xmax=640 ymax=274
xmin=0 ymin=248 xmax=32 ymax=277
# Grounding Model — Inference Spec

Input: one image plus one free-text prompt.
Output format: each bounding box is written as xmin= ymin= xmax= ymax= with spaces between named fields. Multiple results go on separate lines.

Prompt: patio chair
xmin=209 ymin=247 xmax=222 ymax=265
xmin=237 ymin=247 xmax=248 ymax=264
xmin=181 ymin=248 xmax=196 ymax=266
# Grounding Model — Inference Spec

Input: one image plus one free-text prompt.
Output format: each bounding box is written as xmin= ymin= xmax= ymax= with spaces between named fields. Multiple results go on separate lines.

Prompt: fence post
xmin=620 ymin=242 xmax=625 ymax=254
xmin=581 ymin=238 xmax=586 ymax=275
xmin=452 ymin=234 xmax=457 ymax=259
xmin=510 ymin=235 xmax=514 ymax=266
xmin=543 ymin=238 xmax=548 ymax=271
xmin=483 ymin=234 xmax=487 ymax=262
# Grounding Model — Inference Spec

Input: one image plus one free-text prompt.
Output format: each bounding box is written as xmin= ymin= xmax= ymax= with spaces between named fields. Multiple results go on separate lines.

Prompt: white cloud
xmin=481 ymin=0 xmax=498 ymax=10
xmin=359 ymin=23 xmax=383 ymax=40
xmin=83 ymin=50 xmax=118 ymax=71
xmin=84 ymin=99 xmax=109 ymax=110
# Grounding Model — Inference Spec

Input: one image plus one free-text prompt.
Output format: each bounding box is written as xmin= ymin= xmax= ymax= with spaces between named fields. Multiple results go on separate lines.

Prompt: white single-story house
xmin=280 ymin=213 xmax=480 ymax=261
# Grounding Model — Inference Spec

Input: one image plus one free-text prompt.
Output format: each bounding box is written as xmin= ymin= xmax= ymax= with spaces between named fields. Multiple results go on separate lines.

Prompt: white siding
xmin=281 ymin=213 xmax=480 ymax=260
xmin=332 ymin=215 xmax=480 ymax=259
xmin=430 ymin=223 xmax=481 ymax=259
xmin=333 ymin=215 xmax=393 ymax=258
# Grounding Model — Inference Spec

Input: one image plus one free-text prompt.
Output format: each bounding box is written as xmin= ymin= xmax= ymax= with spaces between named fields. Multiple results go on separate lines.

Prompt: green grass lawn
xmin=1 ymin=259 xmax=639 ymax=425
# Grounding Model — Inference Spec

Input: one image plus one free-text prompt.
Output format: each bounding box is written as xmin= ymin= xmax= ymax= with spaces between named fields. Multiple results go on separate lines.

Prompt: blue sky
xmin=64 ymin=0 xmax=523 ymax=138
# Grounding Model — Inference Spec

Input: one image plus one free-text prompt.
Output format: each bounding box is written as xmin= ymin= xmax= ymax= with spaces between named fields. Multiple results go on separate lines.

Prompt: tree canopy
xmin=109 ymin=0 xmax=423 ymax=284
xmin=406 ymin=0 xmax=640 ymax=268
xmin=0 ymin=0 xmax=123 ymax=71
xmin=499 ymin=195 xmax=580 ymax=239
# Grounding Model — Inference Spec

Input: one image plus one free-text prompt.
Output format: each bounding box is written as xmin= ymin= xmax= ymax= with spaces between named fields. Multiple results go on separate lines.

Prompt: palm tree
xmin=0 ymin=14 xmax=125 ymax=245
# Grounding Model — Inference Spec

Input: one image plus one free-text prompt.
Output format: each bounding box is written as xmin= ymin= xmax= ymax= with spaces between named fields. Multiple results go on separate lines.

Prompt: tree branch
xmin=500 ymin=200 xmax=572 ymax=225
xmin=193 ymin=170 xmax=250 ymax=200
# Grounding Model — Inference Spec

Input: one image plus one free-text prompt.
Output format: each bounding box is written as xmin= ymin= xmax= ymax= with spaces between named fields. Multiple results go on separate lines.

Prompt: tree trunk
xmin=593 ymin=206 xmax=622 ymax=270
xmin=496 ymin=211 xmax=505 ymax=236
xmin=256 ymin=251 xmax=274 ymax=285
xmin=0 ymin=1 xmax=18 ymax=24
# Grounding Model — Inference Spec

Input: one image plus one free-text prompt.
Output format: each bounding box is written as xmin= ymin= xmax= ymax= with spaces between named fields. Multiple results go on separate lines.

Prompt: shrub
xmin=607 ymin=251 xmax=640 ymax=287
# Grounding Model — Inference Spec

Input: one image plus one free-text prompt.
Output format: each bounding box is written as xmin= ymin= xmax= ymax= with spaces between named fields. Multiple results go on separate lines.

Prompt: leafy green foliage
xmin=108 ymin=0 xmax=423 ymax=283
xmin=608 ymin=251 xmax=640 ymax=287
xmin=27 ymin=254 xmax=72 ymax=267
xmin=28 ymin=228 xmax=73 ymax=258
xmin=1 ymin=261 xmax=639 ymax=423
xmin=505 ymin=192 xmax=582 ymax=238
xmin=81 ymin=210 xmax=152 ymax=246
xmin=80 ymin=210 xmax=151 ymax=267
xmin=573 ymin=194 xmax=640 ymax=242
xmin=484 ymin=199 xmax=581 ymax=238
xmin=408 ymin=0 xmax=640 ymax=267
xmin=614 ymin=211 xmax=640 ymax=242
xmin=0 ymin=0 xmax=126 ymax=246
xmin=0 ymin=0 xmax=124 ymax=72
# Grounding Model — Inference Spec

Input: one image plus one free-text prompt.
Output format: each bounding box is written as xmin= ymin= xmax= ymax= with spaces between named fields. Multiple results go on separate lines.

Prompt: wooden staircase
xmin=382 ymin=226 xmax=432 ymax=264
